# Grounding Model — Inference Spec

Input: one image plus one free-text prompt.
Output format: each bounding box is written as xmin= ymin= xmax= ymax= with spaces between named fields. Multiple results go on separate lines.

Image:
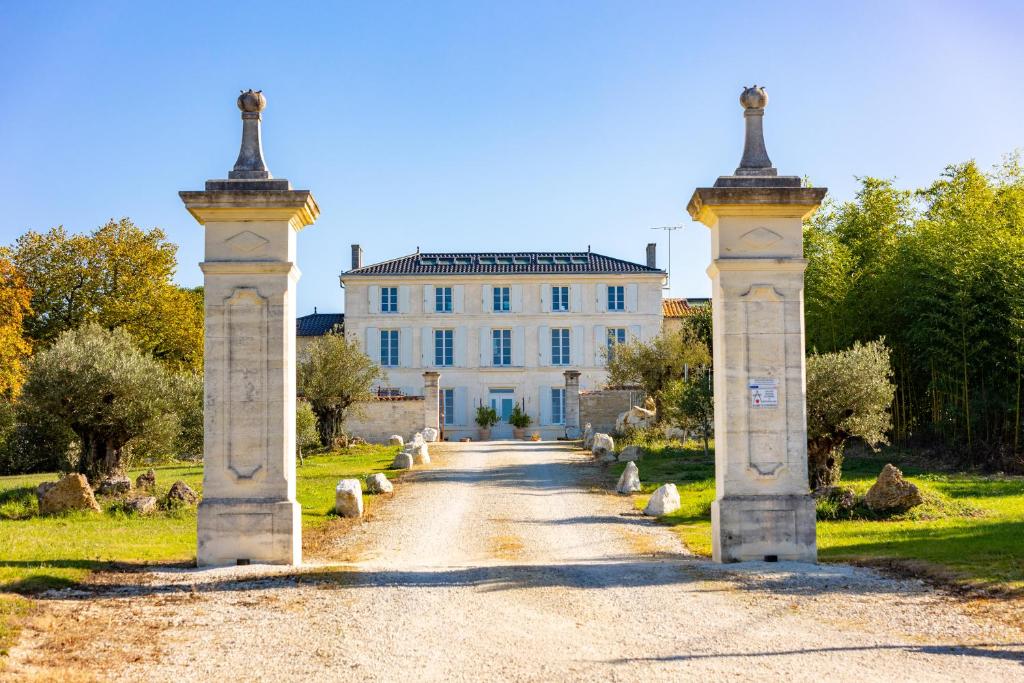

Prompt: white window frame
xmin=493 ymin=286 xmax=511 ymax=312
xmin=492 ymin=328 xmax=512 ymax=366
xmin=551 ymin=285 xmax=569 ymax=312
xmin=380 ymin=329 xmax=399 ymax=367
xmin=607 ymin=285 xmax=625 ymax=311
xmin=435 ymin=287 xmax=453 ymax=313
xmin=551 ymin=328 xmax=570 ymax=366
xmin=434 ymin=329 xmax=454 ymax=367
xmin=381 ymin=286 xmax=399 ymax=313
xmin=551 ymin=388 xmax=565 ymax=425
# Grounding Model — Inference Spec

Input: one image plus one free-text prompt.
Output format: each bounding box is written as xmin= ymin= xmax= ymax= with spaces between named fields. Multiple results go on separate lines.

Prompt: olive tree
xmin=662 ymin=368 xmax=714 ymax=457
xmin=298 ymin=333 xmax=383 ymax=447
xmin=806 ymin=339 xmax=895 ymax=488
xmin=20 ymin=323 xmax=175 ymax=480
xmin=605 ymin=328 xmax=711 ymax=417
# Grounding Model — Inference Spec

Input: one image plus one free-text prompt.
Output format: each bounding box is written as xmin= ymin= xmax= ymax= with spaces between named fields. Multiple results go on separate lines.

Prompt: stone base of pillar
xmin=711 ymin=495 xmax=816 ymax=563
xmin=197 ymin=499 xmax=301 ymax=566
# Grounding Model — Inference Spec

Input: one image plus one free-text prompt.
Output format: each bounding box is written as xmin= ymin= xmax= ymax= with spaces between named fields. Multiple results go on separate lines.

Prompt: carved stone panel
xmin=224 ymin=288 xmax=268 ymax=479
xmin=741 ymin=285 xmax=787 ymax=477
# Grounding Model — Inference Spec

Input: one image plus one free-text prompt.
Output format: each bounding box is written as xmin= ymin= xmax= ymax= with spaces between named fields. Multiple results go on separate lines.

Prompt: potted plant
xmin=509 ymin=403 xmax=532 ymax=439
xmin=475 ymin=405 xmax=499 ymax=440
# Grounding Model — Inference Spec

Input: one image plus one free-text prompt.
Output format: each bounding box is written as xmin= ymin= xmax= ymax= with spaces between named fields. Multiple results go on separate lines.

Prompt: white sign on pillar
xmin=687 ymin=85 xmax=826 ymax=564
xmin=180 ymin=90 xmax=320 ymax=567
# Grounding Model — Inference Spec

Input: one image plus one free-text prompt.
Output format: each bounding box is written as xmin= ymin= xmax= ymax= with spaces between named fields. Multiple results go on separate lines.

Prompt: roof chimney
xmin=646 ymin=243 xmax=657 ymax=269
xmin=351 ymin=244 xmax=363 ymax=270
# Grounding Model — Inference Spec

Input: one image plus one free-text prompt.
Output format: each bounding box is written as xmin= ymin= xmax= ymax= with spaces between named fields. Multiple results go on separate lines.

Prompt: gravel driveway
xmin=7 ymin=441 xmax=1023 ymax=681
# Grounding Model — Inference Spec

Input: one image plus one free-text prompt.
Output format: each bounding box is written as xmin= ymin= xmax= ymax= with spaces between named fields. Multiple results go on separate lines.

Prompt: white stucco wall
xmin=340 ymin=273 xmax=664 ymax=440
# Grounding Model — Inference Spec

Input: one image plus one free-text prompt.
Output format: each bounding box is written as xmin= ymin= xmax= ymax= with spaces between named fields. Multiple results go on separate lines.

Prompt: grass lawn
xmin=0 ymin=444 xmax=401 ymax=594
xmin=610 ymin=440 xmax=1024 ymax=594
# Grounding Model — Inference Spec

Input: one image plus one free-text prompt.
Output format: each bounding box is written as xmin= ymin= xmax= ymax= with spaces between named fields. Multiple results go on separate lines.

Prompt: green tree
xmin=605 ymin=328 xmax=711 ymax=416
xmin=20 ymin=323 xmax=175 ymax=480
xmin=298 ymin=333 xmax=383 ymax=447
xmin=295 ymin=400 xmax=319 ymax=465
xmin=662 ymin=367 xmax=714 ymax=457
xmin=12 ymin=219 xmax=203 ymax=370
xmin=806 ymin=340 xmax=896 ymax=488
xmin=0 ymin=249 xmax=32 ymax=399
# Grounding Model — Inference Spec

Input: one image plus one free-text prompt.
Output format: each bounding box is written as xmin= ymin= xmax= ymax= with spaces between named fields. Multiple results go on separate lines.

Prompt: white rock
xmin=334 ymin=479 xmax=363 ymax=518
xmin=366 ymin=473 xmax=394 ymax=494
xmin=582 ymin=423 xmax=594 ymax=450
xmin=412 ymin=432 xmax=425 ymax=446
xmin=392 ymin=452 xmax=414 ymax=469
xmin=643 ymin=483 xmax=680 ymax=516
xmin=617 ymin=462 xmax=641 ymax=494
xmin=412 ymin=442 xmax=431 ymax=465
xmin=388 ymin=435 xmax=404 ymax=447
xmin=591 ymin=433 xmax=614 ymax=457
xmin=422 ymin=427 xmax=439 ymax=443
xmin=616 ymin=406 xmax=656 ymax=433
xmin=618 ymin=445 xmax=644 ymax=462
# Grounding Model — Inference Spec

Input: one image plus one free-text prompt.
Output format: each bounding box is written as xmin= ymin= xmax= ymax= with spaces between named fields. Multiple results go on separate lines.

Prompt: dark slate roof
xmin=344 ymin=251 xmax=664 ymax=277
xmin=296 ymin=312 xmax=344 ymax=337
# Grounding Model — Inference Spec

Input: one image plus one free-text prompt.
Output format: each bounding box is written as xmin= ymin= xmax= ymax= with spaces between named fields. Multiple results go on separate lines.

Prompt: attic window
xmin=496 ymin=257 xmax=513 ymax=265
xmin=420 ymin=257 xmax=437 ymax=266
xmin=478 ymin=256 xmax=496 ymax=265
xmin=554 ymin=256 xmax=571 ymax=264
xmin=536 ymin=256 xmax=554 ymax=265
xmin=513 ymin=256 xmax=531 ymax=265
xmin=570 ymin=256 xmax=588 ymax=265
xmin=454 ymin=256 xmax=472 ymax=265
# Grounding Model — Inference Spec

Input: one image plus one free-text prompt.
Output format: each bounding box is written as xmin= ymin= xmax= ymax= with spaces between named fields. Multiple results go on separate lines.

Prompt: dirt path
xmin=6 ymin=442 xmax=1024 ymax=681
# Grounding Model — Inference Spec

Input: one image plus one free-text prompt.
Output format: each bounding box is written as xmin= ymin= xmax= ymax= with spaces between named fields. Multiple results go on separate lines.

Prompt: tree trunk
xmin=807 ymin=437 xmax=845 ymax=490
xmin=312 ymin=404 xmax=342 ymax=448
xmin=77 ymin=433 xmax=124 ymax=482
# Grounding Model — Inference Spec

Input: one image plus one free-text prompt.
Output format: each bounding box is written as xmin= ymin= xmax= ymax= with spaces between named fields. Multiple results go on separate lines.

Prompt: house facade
xmin=339 ymin=245 xmax=665 ymax=439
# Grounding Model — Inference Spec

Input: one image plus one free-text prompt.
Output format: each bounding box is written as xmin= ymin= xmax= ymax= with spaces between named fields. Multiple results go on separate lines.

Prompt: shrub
xmin=806 ymin=340 xmax=896 ymax=488
xmin=509 ymin=404 xmax=532 ymax=429
xmin=296 ymin=400 xmax=319 ymax=463
xmin=475 ymin=405 xmax=499 ymax=429
xmin=20 ymin=323 xmax=175 ymax=480
xmin=605 ymin=328 xmax=710 ymax=417
xmin=661 ymin=367 xmax=714 ymax=457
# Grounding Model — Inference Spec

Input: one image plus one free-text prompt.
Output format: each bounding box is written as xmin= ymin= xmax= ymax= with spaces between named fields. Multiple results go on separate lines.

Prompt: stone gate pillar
xmin=563 ymin=370 xmax=581 ymax=438
xmin=423 ymin=371 xmax=441 ymax=433
xmin=180 ymin=90 xmax=319 ymax=566
xmin=686 ymin=86 xmax=826 ymax=563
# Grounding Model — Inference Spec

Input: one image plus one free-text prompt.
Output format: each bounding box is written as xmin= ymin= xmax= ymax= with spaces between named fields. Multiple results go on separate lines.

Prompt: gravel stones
xmin=38 ymin=473 xmax=101 ymax=514
xmin=643 ymin=483 xmax=680 ymax=516
xmin=617 ymin=462 xmax=641 ymax=494
xmin=865 ymin=464 xmax=923 ymax=512
xmin=366 ymin=473 xmax=394 ymax=494
xmin=334 ymin=479 xmax=363 ymax=518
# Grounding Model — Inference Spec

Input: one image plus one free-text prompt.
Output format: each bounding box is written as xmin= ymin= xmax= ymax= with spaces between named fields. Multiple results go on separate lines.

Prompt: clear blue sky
xmin=1 ymin=1 xmax=1021 ymax=314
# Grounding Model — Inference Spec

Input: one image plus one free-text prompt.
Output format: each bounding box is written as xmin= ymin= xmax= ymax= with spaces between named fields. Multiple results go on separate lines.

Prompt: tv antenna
xmin=651 ymin=225 xmax=684 ymax=290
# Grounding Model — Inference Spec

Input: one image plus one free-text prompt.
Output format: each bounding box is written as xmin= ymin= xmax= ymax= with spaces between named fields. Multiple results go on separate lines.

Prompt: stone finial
xmin=735 ymin=84 xmax=776 ymax=177
xmin=237 ymin=89 xmax=267 ymax=113
xmin=229 ymin=89 xmax=272 ymax=180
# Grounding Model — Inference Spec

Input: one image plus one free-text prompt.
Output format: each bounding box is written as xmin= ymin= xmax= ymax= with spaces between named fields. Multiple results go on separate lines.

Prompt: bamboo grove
xmin=804 ymin=155 xmax=1024 ymax=470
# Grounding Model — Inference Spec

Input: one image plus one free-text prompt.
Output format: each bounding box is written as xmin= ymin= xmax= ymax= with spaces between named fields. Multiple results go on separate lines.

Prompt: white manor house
xmin=334 ymin=244 xmax=666 ymax=439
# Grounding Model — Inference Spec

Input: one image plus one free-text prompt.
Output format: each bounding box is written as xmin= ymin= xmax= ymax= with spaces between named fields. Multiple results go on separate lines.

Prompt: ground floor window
xmin=442 ymin=388 xmax=455 ymax=425
xmin=380 ymin=329 xmax=399 ymax=367
xmin=551 ymin=387 xmax=565 ymax=425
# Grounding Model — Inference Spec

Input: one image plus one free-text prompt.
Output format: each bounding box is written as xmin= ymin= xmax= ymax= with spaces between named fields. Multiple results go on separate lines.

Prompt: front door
xmin=489 ymin=388 xmax=515 ymax=439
